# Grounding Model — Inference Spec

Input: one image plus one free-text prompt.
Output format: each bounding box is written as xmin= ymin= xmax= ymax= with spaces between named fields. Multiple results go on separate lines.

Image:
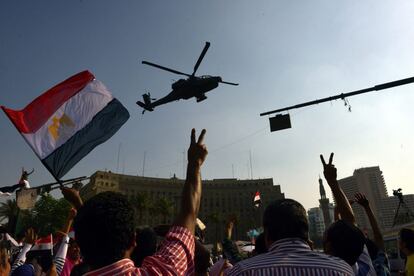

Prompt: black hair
xmin=263 ymin=199 xmax=309 ymax=242
xmin=130 ymin=227 xmax=157 ymax=266
xmin=254 ymin=233 xmax=267 ymax=255
xmin=324 ymin=220 xmax=365 ymax=265
xmin=74 ymin=192 xmax=136 ymax=268
xmin=400 ymin=228 xmax=414 ymax=252
xmin=194 ymin=239 xmax=211 ymax=274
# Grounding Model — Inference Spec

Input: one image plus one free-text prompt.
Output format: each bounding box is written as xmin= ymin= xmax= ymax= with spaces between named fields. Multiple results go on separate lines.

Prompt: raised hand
xmin=320 ymin=153 xmax=337 ymax=185
xmin=320 ymin=153 xmax=356 ymax=224
xmin=225 ymin=219 xmax=235 ymax=239
xmin=175 ymin=129 xmax=208 ymax=233
xmin=188 ymin=129 xmax=208 ymax=167
xmin=0 ymin=247 xmax=11 ymax=275
xmin=25 ymin=228 xmax=37 ymax=244
xmin=354 ymin=193 xmax=369 ymax=209
xmin=61 ymin=187 xmax=83 ymax=209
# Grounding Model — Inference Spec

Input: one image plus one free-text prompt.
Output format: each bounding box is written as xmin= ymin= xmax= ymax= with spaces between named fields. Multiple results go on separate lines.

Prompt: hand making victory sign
xmin=188 ymin=128 xmax=208 ymax=167
xmin=320 ymin=152 xmax=356 ymax=224
xmin=175 ymin=128 xmax=208 ymax=233
xmin=320 ymin=153 xmax=337 ymax=185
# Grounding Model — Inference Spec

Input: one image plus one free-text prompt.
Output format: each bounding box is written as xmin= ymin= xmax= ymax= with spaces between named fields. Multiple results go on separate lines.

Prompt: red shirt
xmin=84 ymin=226 xmax=195 ymax=276
xmin=60 ymin=258 xmax=77 ymax=276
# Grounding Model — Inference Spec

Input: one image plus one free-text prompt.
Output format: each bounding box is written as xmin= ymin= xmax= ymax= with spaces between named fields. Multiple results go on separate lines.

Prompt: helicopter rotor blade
xmin=192 ymin=42 xmax=210 ymax=76
xmin=142 ymin=61 xmax=191 ymax=77
xmin=220 ymin=80 xmax=239 ymax=86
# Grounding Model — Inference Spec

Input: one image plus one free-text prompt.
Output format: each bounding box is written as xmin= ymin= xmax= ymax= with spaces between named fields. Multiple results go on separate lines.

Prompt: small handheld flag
xmin=1 ymin=71 xmax=130 ymax=180
xmin=31 ymin=235 xmax=53 ymax=252
xmin=27 ymin=235 xmax=54 ymax=272
xmin=253 ymin=191 xmax=261 ymax=208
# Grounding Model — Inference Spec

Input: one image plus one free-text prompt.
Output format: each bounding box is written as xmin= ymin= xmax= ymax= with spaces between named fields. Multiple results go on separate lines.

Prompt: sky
xmin=1 ymin=0 xmax=414 ymax=210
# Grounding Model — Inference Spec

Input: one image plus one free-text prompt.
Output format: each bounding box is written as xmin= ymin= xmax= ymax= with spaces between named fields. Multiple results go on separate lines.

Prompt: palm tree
xmin=153 ymin=197 xmax=174 ymax=224
xmin=208 ymin=211 xmax=221 ymax=243
xmin=148 ymin=203 xmax=159 ymax=225
xmin=130 ymin=192 xmax=150 ymax=225
xmin=0 ymin=199 xmax=19 ymax=233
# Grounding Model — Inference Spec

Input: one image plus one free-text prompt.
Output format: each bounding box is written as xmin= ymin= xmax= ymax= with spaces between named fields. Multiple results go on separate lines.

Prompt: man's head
xmin=67 ymin=239 xmax=81 ymax=262
xmin=253 ymin=233 xmax=267 ymax=255
xmin=74 ymin=192 xmax=136 ymax=268
xmin=263 ymin=199 xmax=309 ymax=246
xmin=399 ymin=228 xmax=414 ymax=255
xmin=323 ymin=220 xmax=365 ymax=266
xmin=194 ymin=239 xmax=211 ymax=275
xmin=130 ymin=227 xmax=157 ymax=267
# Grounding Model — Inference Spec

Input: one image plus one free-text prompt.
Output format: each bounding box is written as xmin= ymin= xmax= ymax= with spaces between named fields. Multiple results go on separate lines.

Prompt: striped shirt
xmin=226 ymin=238 xmax=354 ymax=276
xmin=354 ymin=245 xmax=376 ymax=276
xmin=84 ymin=226 xmax=195 ymax=276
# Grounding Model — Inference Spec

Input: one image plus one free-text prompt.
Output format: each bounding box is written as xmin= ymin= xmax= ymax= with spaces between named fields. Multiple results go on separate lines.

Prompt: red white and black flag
xmin=253 ymin=191 xmax=261 ymax=207
xmin=31 ymin=235 xmax=53 ymax=252
xmin=1 ymin=71 xmax=129 ymax=180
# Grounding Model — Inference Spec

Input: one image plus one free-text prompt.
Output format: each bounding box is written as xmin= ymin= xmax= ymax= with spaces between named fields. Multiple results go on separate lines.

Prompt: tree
xmin=148 ymin=203 xmax=159 ymax=225
xmin=0 ymin=199 xmax=19 ymax=233
xmin=16 ymin=194 xmax=71 ymax=237
xmin=150 ymin=197 xmax=174 ymax=224
xmin=129 ymin=192 xmax=150 ymax=225
xmin=208 ymin=211 xmax=221 ymax=243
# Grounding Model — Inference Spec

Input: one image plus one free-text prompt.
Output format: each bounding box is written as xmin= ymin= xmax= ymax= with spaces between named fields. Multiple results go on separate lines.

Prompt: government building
xmin=80 ymin=171 xmax=285 ymax=243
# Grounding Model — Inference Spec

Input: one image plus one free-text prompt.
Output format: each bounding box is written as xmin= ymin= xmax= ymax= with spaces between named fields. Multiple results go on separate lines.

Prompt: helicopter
xmin=136 ymin=42 xmax=238 ymax=113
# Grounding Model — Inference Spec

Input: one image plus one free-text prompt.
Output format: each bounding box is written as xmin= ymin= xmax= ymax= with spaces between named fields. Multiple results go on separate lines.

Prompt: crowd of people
xmin=1 ymin=128 xmax=414 ymax=275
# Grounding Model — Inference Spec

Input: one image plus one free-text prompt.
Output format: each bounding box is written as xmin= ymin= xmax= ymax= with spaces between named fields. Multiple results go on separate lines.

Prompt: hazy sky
xmin=1 ymin=0 xmax=414 ymax=210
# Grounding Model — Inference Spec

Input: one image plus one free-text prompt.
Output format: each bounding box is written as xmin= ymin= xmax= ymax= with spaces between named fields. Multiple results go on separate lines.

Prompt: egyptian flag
xmin=253 ymin=191 xmax=261 ymax=207
xmin=27 ymin=235 xmax=54 ymax=271
xmin=31 ymin=235 xmax=53 ymax=252
xmin=1 ymin=71 xmax=129 ymax=179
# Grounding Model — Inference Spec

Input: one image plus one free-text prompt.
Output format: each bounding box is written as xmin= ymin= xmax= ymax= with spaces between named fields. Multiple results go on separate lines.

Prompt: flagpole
xmin=40 ymin=160 xmax=65 ymax=188
xmin=36 ymin=176 xmax=88 ymax=191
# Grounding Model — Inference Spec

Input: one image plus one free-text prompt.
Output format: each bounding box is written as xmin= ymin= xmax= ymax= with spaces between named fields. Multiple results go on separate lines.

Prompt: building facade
xmin=308 ymin=207 xmax=326 ymax=239
xmin=80 ymin=171 xmax=285 ymax=243
xmin=337 ymin=166 xmax=414 ymax=232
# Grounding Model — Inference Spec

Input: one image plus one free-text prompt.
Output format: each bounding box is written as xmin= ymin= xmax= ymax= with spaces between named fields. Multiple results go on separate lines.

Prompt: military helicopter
xmin=136 ymin=42 xmax=238 ymax=113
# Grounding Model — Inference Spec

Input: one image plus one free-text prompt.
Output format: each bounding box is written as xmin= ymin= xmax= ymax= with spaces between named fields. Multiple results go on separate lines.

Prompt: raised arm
xmin=354 ymin=193 xmax=384 ymax=250
xmin=61 ymin=187 xmax=83 ymax=210
xmin=10 ymin=228 xmax=36 ymax=274
xmin=174 ymin=128 xmax=207 ymax=233
xmin=320 ymin=153 xmax=356 ymax=225
xmin=53 ymin=208 xmax=77 ymax=275
xmin=222 ymin=219 xmax=243 ymax=264
xmin=139 ymin=129 xmax=208 ymax=276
